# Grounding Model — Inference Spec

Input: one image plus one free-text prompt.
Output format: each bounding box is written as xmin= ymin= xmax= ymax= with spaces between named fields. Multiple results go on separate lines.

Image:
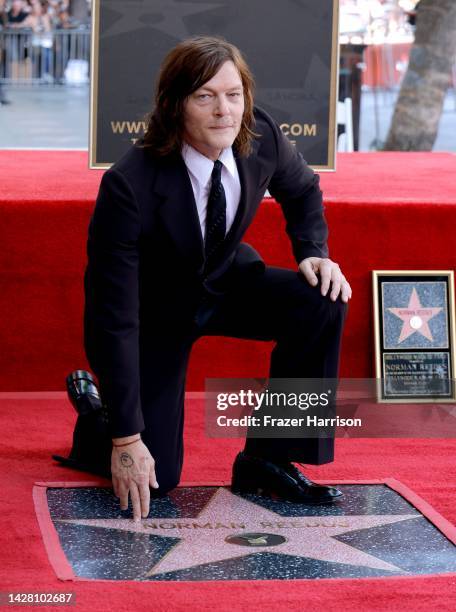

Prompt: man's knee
xmin=293 ymin=283 xmax=348 ymax=330
xmin=153 ymin=473 xmax=180 ymax=496
xmin=331 ymin=296 xmax=348 ymax=326
xmin=146 ymin=444 xmax=181 ymax=495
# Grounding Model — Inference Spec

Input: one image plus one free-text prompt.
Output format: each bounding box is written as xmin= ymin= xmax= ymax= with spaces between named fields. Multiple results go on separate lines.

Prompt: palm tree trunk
xmin=384 ymin=0 xmax=456 ymax=151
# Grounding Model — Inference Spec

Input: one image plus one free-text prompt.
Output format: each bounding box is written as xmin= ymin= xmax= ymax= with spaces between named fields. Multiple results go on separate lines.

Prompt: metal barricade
xmin=0 ymin=28 xmax=90 ymax=84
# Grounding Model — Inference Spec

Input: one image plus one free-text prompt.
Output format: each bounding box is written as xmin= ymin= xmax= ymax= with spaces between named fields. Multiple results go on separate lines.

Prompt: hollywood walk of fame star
xmin=58 ymin=487 xmax=418 ymax=577
xmin=388 ymin=288 xmax=442 ymax=343
xmin=99 ymin=0 xmax=221 ymax=41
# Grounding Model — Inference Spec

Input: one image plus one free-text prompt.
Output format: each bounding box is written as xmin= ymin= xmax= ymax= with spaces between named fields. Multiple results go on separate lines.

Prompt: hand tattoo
xmin=120 ymin=452 xmax=134 ymax=468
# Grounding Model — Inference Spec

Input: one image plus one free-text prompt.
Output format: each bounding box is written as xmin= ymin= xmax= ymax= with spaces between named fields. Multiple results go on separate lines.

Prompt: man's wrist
xmin=112 ymin=433 xmax=141 ymax=446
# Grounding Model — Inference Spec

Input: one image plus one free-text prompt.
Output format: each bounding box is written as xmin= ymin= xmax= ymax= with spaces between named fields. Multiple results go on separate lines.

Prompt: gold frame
xmin=89 ymin=0 xmax=341 ymax=170
xmin=372 ymin=270 xmax=456 ymax=403
xmin=314 ymin=0 xmax=340 ymax=173
xmin=89 ymin=0 xmax=103 ymax=169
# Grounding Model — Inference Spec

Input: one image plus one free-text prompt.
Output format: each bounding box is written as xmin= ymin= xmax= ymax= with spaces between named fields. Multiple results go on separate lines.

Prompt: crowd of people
xmin=0 ymin=0 xmax=89 ymax=31
xmin=340 ymin=0 xmax=419 ymax=43
xmin=0 ymin=0 xmax=90 ymax=96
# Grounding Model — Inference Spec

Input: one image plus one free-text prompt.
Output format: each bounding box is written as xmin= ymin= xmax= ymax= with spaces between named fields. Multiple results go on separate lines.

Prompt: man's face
xmin=182 ymin=60 xmax=245 ymax=160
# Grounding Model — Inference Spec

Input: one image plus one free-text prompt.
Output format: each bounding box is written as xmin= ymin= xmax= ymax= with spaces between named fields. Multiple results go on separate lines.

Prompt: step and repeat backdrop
xmin=90 ymin=0 xmax=339 ymax=170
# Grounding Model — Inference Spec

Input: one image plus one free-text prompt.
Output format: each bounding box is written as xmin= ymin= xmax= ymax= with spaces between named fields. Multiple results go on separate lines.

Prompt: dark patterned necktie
xmin=204 ymin=159 xmax=226 ymax=264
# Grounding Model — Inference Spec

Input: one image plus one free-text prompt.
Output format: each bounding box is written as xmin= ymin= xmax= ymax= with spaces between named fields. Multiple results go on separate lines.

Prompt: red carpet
xmin=2 ymin=150 xmax=456 ymax=607
xmin=2 ymin=151 xmax=456 ymax=391
xmin=1 ymin=392 xmax=455 ymax=611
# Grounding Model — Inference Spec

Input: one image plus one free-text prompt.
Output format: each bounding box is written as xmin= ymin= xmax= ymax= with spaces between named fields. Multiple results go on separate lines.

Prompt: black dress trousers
xmin=87 ymin=264 xmax=347 ymax=494
xmin=199 ymin=266 xmax=347 ymax=465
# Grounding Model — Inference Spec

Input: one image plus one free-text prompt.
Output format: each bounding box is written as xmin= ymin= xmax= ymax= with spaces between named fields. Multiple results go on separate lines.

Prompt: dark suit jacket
xmin=84 ymin=106 xmax=329 ymax=438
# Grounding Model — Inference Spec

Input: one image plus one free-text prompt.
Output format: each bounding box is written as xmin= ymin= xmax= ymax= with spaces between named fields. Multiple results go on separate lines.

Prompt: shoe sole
xmin=231 ymin=482 xmax=343 ymax=504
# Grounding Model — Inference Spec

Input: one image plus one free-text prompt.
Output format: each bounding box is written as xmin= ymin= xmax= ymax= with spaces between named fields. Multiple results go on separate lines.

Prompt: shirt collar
xmin=181 ymin=143 xmax=237 ymax=186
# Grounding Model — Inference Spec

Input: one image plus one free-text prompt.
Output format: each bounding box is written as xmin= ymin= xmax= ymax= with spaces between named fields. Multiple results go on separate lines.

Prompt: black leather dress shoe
xmin=231 ymin=451 xmax=343 ymax=504
xmin=52 ymin=370 xmax=112 ymax=478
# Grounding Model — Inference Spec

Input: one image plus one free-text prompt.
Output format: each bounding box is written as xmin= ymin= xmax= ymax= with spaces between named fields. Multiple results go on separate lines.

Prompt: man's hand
xmin=111 ymin=436 xmax=159 ymax=522
xmin=299 ymin=257 xmax=352 ymax=303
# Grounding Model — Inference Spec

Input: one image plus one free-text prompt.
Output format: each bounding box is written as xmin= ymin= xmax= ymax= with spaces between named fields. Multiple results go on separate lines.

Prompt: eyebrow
xmin=196 ymin=85 xmax=243 ymax=94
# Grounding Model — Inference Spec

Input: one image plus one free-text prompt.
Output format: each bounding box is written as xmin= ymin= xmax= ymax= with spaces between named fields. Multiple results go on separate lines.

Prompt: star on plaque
xmin=388 ymin=288 xmax=442 ymax=343
xmin=100 ymin=0 xmax=220 ymax=41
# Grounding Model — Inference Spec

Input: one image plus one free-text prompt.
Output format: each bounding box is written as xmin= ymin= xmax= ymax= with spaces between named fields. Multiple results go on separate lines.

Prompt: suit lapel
xmin=154 ymin=156 xmax=205 ymax=273
xmin=219 ymin=140 xmax=262 ymax=257
xmin=154 ymin=140 xmax=264 ymax=276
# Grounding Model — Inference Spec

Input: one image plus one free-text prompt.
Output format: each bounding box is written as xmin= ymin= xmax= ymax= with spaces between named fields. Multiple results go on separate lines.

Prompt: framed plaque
xmin=372 ymin=271 xmax=456 ymax=402
xmin=89 ymin=0 xmax=339 ymax=170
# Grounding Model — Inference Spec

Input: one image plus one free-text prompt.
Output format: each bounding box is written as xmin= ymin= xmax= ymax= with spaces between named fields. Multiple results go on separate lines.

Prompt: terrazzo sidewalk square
xmin=33 ymin=479 xmax=456 ymax=582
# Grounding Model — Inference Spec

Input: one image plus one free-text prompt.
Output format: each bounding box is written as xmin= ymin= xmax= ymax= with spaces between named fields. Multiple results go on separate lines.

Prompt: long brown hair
xmin=140 ymin=36 xmax=258 ymax=157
